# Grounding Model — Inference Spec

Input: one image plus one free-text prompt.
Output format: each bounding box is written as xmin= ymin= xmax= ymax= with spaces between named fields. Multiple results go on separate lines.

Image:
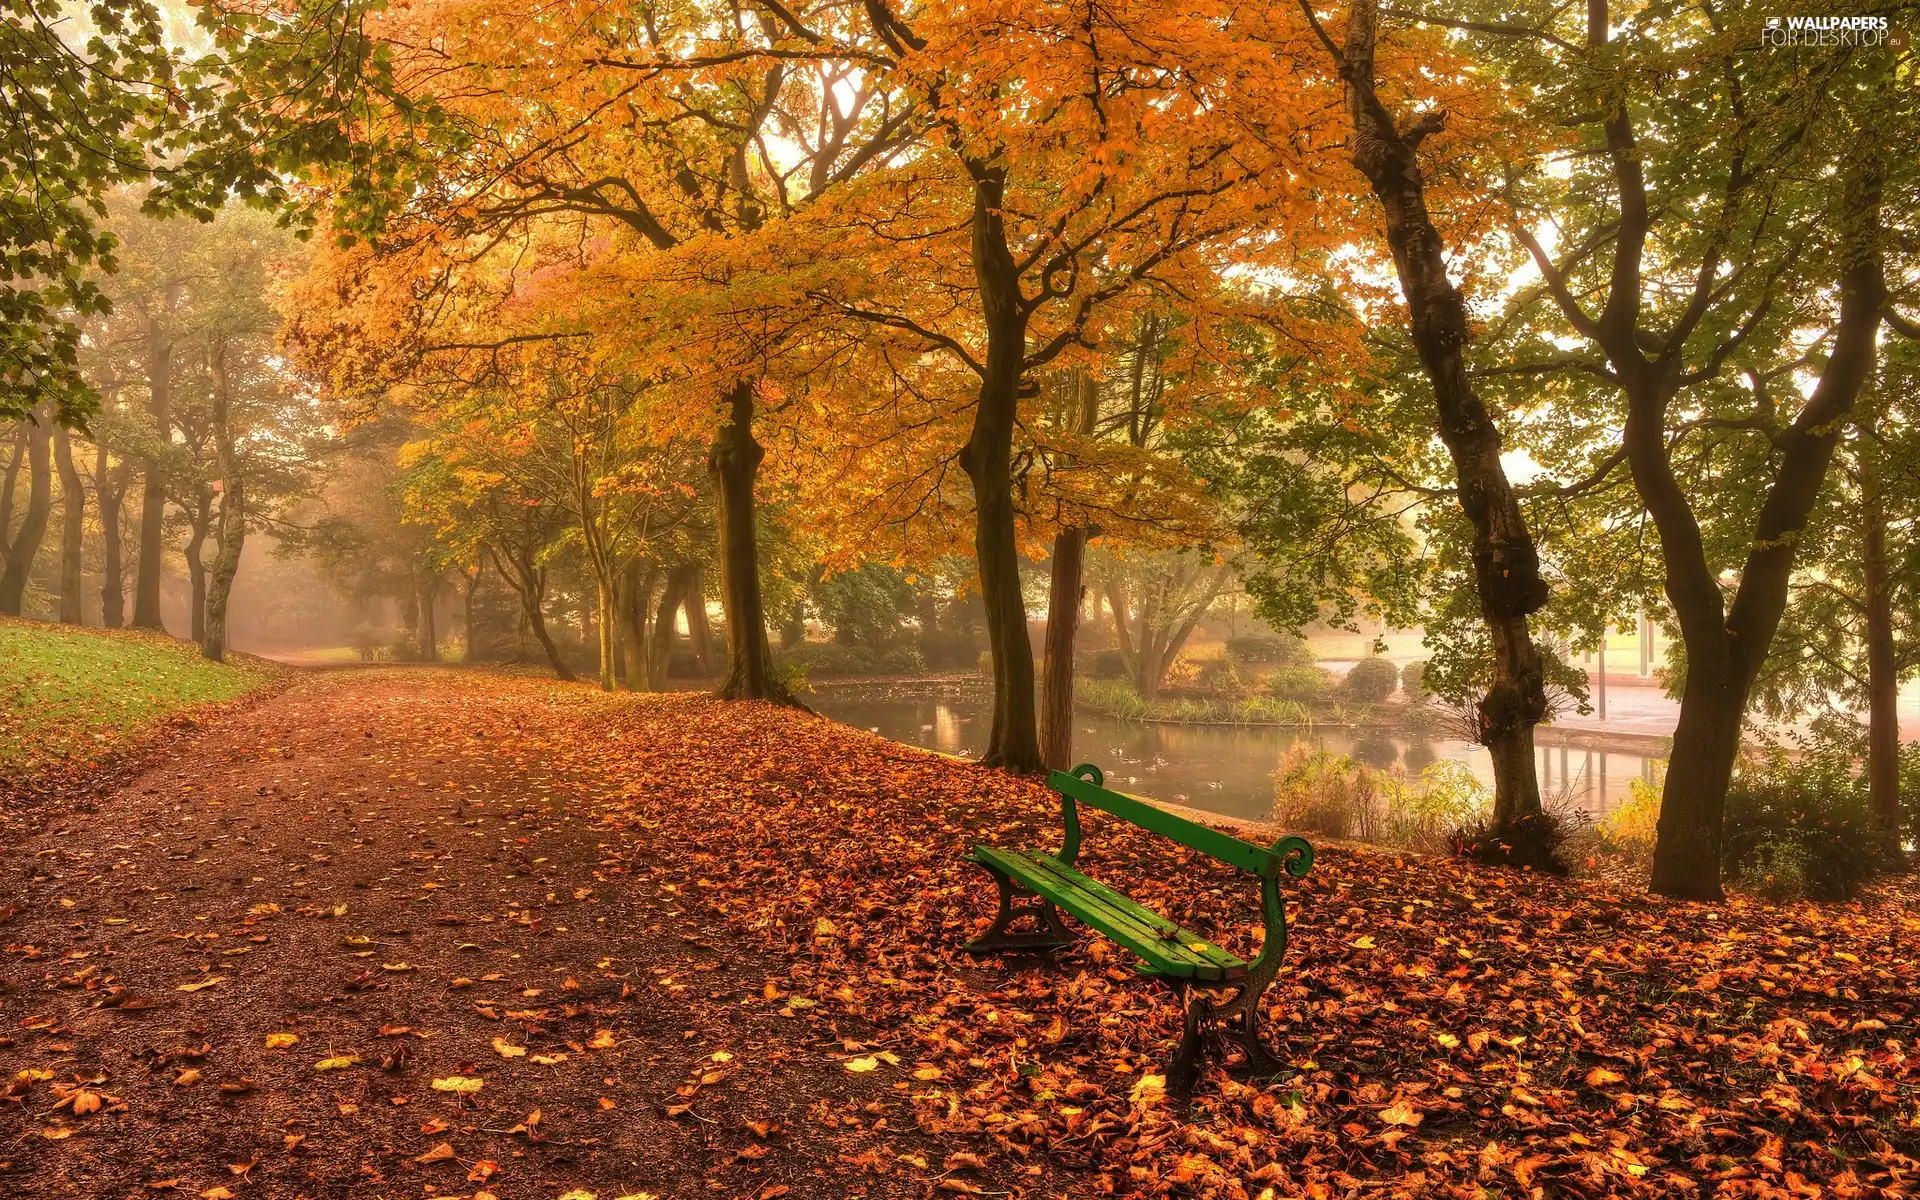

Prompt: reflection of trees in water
xmin=1354 ymin=730 xmax=1399 ymax=770
xmin=1403 ymin=741 xmax=1437 ymax=772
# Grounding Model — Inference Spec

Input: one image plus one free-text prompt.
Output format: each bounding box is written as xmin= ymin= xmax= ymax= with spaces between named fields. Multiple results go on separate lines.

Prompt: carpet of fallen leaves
xmin=3 ymin=669 xmax=1917 ymax=1199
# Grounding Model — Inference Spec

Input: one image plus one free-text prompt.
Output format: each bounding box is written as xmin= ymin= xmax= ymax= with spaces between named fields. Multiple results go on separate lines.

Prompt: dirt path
xmin=0 ymin=670 xmax=937 ymax=1200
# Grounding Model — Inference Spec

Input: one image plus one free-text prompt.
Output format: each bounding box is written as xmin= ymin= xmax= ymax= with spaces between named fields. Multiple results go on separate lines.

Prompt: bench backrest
xmin=1049 ymin=764 xmax=1312 ymax=880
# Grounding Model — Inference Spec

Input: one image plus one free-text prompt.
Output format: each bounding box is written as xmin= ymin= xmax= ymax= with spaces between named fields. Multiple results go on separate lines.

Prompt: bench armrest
xmin=1056 ymin=763 xmax=1101 ymax=864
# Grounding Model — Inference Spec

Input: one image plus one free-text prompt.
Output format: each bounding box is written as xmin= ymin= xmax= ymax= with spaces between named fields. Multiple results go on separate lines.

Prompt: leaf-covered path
xmin=3 ymin=670 xmax=1918 ymax=1199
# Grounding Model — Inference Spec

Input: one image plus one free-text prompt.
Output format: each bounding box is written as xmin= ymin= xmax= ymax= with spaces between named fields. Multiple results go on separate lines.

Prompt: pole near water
xmin=1597 ymin=635 xmax=1608 ymax=721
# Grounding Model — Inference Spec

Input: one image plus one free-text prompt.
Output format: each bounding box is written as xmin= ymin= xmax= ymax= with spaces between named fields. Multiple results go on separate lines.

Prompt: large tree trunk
xmin=202 ymin=351 xmax=245 ymax=662
xmin=960 ymin=163 xmax=1042 ymax=773
xmin=0 ymin=408 xmax=53 ymax=614
xmin=1328 ymin=0 xmax=1548 ymax=828
xmin=709 ymin=381 xmax=791 ymax=703
xmin=1862 ymin=460 xmax=1902 ymax=857
xmin=133 ymin=312 xmax=172 ymax=630
xmin=97 ymin=445 xmax=128 ymax=628
xmin=592 ymin=572 xmax=616 ymax=690
xmin=1642 ymin=157 xmax=1885 ymax=899
xmin=53 ymin=423 xmax=84 ymax=623
xmin=185 ymin=490 xmax=211 ymax=644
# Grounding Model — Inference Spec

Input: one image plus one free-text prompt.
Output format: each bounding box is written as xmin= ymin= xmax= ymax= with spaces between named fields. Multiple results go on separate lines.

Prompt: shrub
xmin=1265 ymin=665 xmax=1333 ymax=703
xmin=1225 ymin=634 xmax=1309 ymax=665
xmin=779 ymin=642 xmax=878 ymax=676
xmin=1451 ymin=810 xmax=1573 ymax=874
xmin=1400 ymin=659 xmax=1430 ymax=701
xmin=1078 ymin=648 xmax=1126 ymax=678
xmin=1076 ymin=677 xmax=1148 ymax=720
xmin=1601 ymin=776 xmax=1663 ymax=858
xmin=1341 ymin=656 xmax=1399 ymax=704
xmin=1387 ymin=761 xmax=1490 ymax=852
xmin=1722 ymin=746 xmax=1891 ymax=901
xmin=875 ymin=644 xmax=927 ymax=675
xmin=1194 ymin=655 xmax=1252 ymax=697
xmin=1273 ymin=747 xmax=1390 ymax=841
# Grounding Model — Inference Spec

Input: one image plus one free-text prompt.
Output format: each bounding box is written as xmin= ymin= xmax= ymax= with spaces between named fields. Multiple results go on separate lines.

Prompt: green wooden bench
xmin=965 ymin=762 xmax=1313 ymax=1093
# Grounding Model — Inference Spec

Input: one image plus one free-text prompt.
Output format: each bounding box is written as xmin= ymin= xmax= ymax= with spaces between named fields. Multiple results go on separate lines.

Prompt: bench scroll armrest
xmin=1271 ymin=835 xmax=1314 ymax=879
xmin=1056 ymin=762 xmax=1102 ymax=865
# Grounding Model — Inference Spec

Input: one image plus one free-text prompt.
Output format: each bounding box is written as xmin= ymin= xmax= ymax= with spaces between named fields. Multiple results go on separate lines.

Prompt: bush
xmin=1723 ymin=747 xmax=1891 ymax=901
xmin=1400 ymin=659 xmax=1430 ymax=701
xmin=1225 ymin=634 xmax=1309 ymax=665
xmin=1076 ymin=677 xmax=1149 ymax=720
xmin=1273 ymin=748 xmax=1484 ymax=852
xmin=1078 ymin=648 xmax=1126 ymax=678
xmin=1341 ymin=656 xmax=1399 ymax=704
xmin=1601 ymin=776 xmax=1663 ymax=859
xmin=874 ymin=644 xmax=927 ymax=675
xmin=1265 ymin=665 xmax=1333 ymax=703
xmin=1194 ymin=655 xmax=1252 ymax=697
xmin=1451 ymin=810 xmax=1573 ymax=875
xmin=779 ymin=642 xmax=878 ymax=677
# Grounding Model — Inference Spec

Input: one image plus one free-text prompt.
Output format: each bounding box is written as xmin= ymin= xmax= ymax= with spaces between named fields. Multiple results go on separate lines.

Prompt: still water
xmin=810 ymin=681 xmax=1661 ymax=823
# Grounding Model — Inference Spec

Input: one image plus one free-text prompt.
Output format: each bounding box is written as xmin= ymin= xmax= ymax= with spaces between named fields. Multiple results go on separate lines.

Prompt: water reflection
xmin=810 ymin=681 xmax=1662 ymax=824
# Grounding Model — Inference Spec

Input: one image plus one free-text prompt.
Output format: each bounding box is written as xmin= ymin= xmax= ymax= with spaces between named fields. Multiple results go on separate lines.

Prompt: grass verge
xmin=0 ymin=617 xmax=276 ymax=777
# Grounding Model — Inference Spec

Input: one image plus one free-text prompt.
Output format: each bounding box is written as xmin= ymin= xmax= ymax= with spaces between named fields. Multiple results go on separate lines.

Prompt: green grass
xmin=0 ymin=618 xmax=275 ymax=775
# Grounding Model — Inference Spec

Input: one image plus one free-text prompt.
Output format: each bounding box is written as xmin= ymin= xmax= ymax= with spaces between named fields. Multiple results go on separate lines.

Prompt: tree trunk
xmin=959 ymin=163 xmax=1042 ymax=773
xmin=491 ymin=549 xmax=574 ymax=682
xmin=648 ymin=564 xmax=694 ymax=691
xmin=618 ymin=560 xmax=655 ymax=689
xmin=185 ymin=490 xmax=211 ymax=644
xmin=709 ymin=380 xmax=791 ymax=703
xmin=1329 ymin=0 xmax=1548 ymax=827
xmin=133 ymin=312 xmax=172 ymax=630
xmin=0 ymin=429 xmax=21 ymax=537
xmin=202 ymin=351 xmax=245 ymax=662
xmin=1642 ymin=153 xmax=1885 ymax=899
xmin=685 ymin=567 xmax=716 ymax=674
xmin=98 ymin=445 xmax=127 ymax=628
xmin=1040 ymin=527 xmax=1088 ymax=770
xmin=0 ymin=408 xmax=53 ymax=614
xmin=1861 ymin=457 xmax=1901 ymax=857
xmin=53 ymin=423 xmax=84 ymax=623
xmin=417 ymin=577 xmax=439 ymax=662
xmin=1039 ymin=372 xmax=1102 ymax=770
xmin=593 ymin=573 xmax=615 ymax=690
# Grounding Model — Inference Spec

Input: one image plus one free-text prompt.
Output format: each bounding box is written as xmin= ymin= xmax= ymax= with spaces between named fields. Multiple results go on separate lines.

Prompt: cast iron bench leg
xmin=964 ymin=865 xmax=1074 ymax=954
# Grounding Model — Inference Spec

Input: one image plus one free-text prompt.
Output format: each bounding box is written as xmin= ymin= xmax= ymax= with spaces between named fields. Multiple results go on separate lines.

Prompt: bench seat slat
xmin=971 ymin=846 xmax=1245 ymax=981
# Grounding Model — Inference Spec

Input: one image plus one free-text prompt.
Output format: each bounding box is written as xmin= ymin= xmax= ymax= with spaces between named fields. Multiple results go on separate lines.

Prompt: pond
xmin=809 ymin=680 xmax=1663 ymax=825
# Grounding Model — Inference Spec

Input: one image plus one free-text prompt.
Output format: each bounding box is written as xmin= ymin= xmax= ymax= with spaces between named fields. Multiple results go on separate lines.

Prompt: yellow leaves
xmin=265 ymin=1032 xmax=299 ymax=1049
xmin=1585 ymin=1067 xmax=1627 ymax=1088
xmin=1129 ymin=1074 xmax=1167 ymax=1105
xmin=587 ymin=1029 xmax=617 ymax=1050
xmin=1434 ymin=1032 xmax=1460 ymax=1050
xmin=415 ymin=1141 xmax=456 ymax=1164
xmin=1378 ymin=1099 xmax=1422 ymax=1127
xmin=842 ymin=1056 xmax=880 ymax=1073
xmin=493 ymin=1037 xmax=528 ymax=1058
xmin=432 ymin=1076 xmax=484 ymax=1094
xmin=313 ymin=1054 xmax=361 ymax=1071
xmin=1350 ymin=936 xmax=1376 ymax=950
xmin=176 ymin=976 xmax=224 ymax=992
